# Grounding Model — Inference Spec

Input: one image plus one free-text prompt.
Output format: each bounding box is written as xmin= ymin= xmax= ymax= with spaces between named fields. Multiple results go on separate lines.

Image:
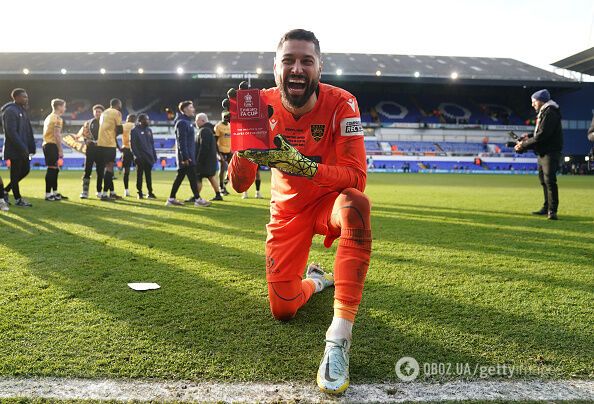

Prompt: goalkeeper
xmin=224 ymin=29 xmax=371 ymax=395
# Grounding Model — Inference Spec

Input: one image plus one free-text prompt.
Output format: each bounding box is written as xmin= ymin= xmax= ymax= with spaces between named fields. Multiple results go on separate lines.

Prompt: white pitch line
xmin=0 ymin=377 xmax=593 ymax=403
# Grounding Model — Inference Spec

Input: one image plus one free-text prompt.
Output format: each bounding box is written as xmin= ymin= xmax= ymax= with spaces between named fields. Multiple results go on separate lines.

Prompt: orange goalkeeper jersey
xmin=229 ymin=82 xmax=367 ymax=215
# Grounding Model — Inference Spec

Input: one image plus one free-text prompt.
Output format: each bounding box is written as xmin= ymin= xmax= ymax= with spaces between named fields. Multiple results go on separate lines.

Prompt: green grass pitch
xmin=0 ymin=170 xmax=592 ymax=382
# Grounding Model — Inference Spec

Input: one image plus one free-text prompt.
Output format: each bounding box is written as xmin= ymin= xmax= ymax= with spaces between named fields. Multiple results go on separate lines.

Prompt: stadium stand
xmin=0 ymin=51 xmax=591 ymax=173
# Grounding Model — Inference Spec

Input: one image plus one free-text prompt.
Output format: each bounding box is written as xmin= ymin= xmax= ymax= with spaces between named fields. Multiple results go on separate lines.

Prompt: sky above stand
xmin=2 ymin=0 xmax=593 ymax=74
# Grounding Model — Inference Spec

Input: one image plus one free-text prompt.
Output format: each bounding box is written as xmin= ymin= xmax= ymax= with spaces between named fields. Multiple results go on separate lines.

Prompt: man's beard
xmin=279 ymin=74 xmax=319 ymax=109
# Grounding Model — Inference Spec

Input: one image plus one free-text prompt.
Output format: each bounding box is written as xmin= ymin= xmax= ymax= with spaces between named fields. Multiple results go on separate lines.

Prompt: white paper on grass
xmin=128 ymin=283 xmax=160 ymax=291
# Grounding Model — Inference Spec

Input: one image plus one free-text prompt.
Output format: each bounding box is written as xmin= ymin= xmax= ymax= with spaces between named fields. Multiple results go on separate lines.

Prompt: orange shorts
xmin=265 ymin=191 xmax=340 ymax=282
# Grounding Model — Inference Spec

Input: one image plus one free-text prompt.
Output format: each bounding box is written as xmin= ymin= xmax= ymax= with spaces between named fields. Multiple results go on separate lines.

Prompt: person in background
xmin=42 ymin=98 xmax=67 ymax=201
xmin=130 ymin=113 xmax=157 ymax=199
xmin=214 ymin=112 xmax=232 ymax=195
xmin=0 ymin=175 xmax=7 ymax=211
xmin=80 ymin=104 xmax=104 ymax=199
xmin=120 ymin=114 xmax=136 ymax=196
xmin=194 ymin=113 xmax=223 ymax=201
xmin=587 ymin=114 xmax=594 ymax=171
xmin=515 ymin=89 xmax=563 ymax=220
xmin=166 ymin=101 xmax=211 ymax=207
xmin=96 ymin=98 xmax=124 ymax=201
xmin=1 ymin=88 xmax=36 ymax=207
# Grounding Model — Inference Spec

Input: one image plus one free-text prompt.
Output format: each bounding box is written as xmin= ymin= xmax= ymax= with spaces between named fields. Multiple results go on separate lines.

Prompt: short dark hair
xmin=138 ymin=113 xmax=149 ymax=121
xmin=277 ymin=29 xmax=320 ymax=57
xmin=11 ymin=88 xmax=27 ymax=99
xmin=178 ymin=100 xmax=193 ymax=113
xmin=51 ymin=98 xmax=65 ymax=109
xmin=92 ymin=104 xmax=105 ymax=111
xmin=110 ymin=98 xmax=122 ymax=107
xmin=126 ymin=114 xmax=137 ymax=123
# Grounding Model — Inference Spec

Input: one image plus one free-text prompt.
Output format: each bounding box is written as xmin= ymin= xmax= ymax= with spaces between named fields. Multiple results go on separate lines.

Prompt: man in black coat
xmin=1 ymin=88 xmax=35 ymax=207
xmin=80 ymin=104 xmax=105 ymax=199
xmin=195 ymin=113 xmax=223 ymax=201
xmin=515 ymin=89 xmax=563 ymax=220
xmin=130 ymin=113 xmax=157 ymax=199
xmin=588 ymin=114 xmax=594 ymax=170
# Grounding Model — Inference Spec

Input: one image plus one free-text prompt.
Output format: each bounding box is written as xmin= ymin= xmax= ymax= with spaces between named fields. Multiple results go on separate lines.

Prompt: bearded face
xmin=279 ymin=73 xmax=319 ymax=109
xmin=275 ymin=40 xmax=321 ymax=109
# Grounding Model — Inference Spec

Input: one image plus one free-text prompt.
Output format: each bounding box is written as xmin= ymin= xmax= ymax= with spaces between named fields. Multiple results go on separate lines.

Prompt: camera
xmin=506 ymin=131 xmax=519 ymax=148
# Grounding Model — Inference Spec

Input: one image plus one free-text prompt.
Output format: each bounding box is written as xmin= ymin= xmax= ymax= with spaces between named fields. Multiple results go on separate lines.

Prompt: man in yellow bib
xmin=97 ymin=98 xmax=124 ymax=201
xmin=42 ymin=98 xmax=67 ymax=201
xmin=120 ymin=114 xmax=136 ymax=197
xmin=214 ymin=113 xmax=232 ymax=196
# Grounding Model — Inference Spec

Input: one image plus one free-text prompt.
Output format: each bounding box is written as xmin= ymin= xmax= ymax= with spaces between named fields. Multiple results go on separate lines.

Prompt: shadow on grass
xmin=0 ymin=196 xmax=591 ymax=381
xmin=372 ymin=204 xmax=594 ymax=267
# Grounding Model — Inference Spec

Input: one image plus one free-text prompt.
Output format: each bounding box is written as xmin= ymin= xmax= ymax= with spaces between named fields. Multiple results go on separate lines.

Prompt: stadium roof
xmin=0 ymin=52 xmax=576 ymax=86
xmin=552 ymin=47 xmax=594 ymax=76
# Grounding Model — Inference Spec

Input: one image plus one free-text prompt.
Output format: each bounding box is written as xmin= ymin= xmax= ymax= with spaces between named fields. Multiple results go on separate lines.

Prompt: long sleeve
xmin=26 ymin=119 xmax=35 ymax=154
xmin=150 ymin=132 xmax=157 ymax=161
xmin=523 ymin=108 xmax=554 ymax=149
xmin=588 ymin=116 xmax=594 ymax=143
xmin=197 ymin=128 xmax=213 ymax=163
xmin=228 ymin=152 xmax=258 ymax=193
xmin=176 ymin=122 xmax=190 ymax=161
xmin=3 ymin=109 xmax=28 ymax=157
xmin=311 ymin=102 xmax=367 ymax=192
xmin=130 ymin=130 xmax=139 ymax=158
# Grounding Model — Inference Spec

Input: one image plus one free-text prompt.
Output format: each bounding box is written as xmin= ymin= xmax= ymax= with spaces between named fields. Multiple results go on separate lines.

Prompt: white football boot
xmin=317 ymin=338 xmax=351 ymax=394
xmin=306 ymin=263 xmax=334 ymax=292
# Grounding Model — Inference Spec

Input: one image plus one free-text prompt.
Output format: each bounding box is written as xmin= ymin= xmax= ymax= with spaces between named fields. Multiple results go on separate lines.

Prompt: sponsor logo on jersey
xmin=269 ymin=118 xmax=278 ymax=131
xmin=310 ymin=124 xmax=325 ymax=142
xmin=346 ymin=98 xmax=357 ymax=112
xmin=340 ymin=117 xmax=363 ymax=136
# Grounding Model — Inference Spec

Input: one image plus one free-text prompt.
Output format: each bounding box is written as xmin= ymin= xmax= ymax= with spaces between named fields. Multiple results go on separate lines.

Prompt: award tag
xmin=230 ymin=88 xmax=271 ymax=151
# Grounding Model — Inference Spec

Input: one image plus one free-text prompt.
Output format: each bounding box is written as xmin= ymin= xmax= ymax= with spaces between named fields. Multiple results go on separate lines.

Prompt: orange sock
xmin=333 ymin=228 xmax=372 ymax=323
xmin=334 ymin=299 xmax=359 ymax=322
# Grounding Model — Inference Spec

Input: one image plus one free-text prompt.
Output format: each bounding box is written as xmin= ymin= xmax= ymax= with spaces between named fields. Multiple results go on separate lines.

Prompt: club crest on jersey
xmin=346 ymin=98 xmax=357 ymax=112
xmin=310 ymin=124 xmax=325 ymax=142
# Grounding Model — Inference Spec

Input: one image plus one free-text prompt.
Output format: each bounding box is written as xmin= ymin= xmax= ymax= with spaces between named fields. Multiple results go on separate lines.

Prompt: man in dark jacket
xmin=1 ymin=88 xmax=35 ymax=207
xmin=131 ymin=113 xmax=157 ymax=199
xmin=80 ymin=104 xmax=105 ymax=199
xmin=194 ymin=113 xmax=223 ymax=201
xmin=515 ymin=89 xmax=563 ymax=220
xmin=166 ymin=101 xmax=211 ymax=207
xmin=588 ymin=118 xmax=594 ymax=170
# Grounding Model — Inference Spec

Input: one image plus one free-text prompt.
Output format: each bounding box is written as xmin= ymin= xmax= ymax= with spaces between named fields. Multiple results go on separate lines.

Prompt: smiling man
xmin=225 ymin=29 xmax=372 ymax=394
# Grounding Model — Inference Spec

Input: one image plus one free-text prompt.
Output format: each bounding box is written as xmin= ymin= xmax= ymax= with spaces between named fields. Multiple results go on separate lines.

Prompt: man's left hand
xmin=514 ymin=142 xmax=524 ymax=152
xmin=239 ymin=134 xmax=318 ymax=178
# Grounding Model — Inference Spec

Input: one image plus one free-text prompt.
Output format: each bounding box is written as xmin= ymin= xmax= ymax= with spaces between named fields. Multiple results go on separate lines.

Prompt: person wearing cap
xmin=588 ymin=118 xmax=594 ymax=169
xmin=515 ymin=89 xmax=563 ymax=220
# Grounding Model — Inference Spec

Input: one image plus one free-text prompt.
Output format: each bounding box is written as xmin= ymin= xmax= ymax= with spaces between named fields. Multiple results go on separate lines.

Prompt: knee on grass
xmin=270 ymin=304 xmax=298 ymax=322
